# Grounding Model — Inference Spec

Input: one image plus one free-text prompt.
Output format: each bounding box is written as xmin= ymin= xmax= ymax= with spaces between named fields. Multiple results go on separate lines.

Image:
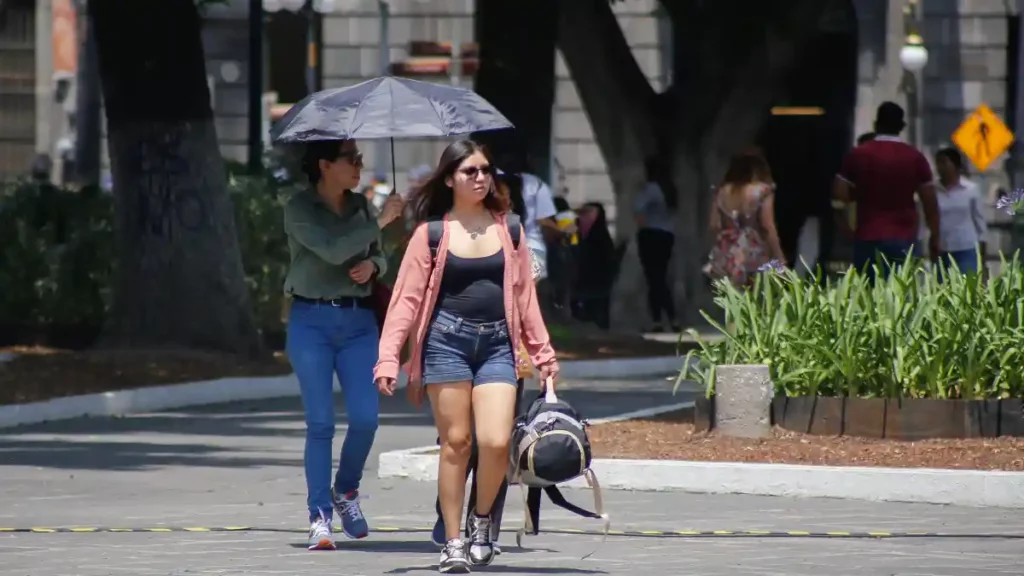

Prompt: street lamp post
xmin=248 ymin=0 xmax=264 ymax=172
xmin=899 ymin=0 xmax=928 ymax=148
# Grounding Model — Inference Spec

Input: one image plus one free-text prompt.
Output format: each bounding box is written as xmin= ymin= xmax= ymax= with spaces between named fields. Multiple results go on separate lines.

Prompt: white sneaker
xmin=439 ymin=538 xmax=471 ymax=573
xmin=307 ymin=510 xmax=336 ymax=550
xmin=467 ymin=514 xmax=495 ymax=566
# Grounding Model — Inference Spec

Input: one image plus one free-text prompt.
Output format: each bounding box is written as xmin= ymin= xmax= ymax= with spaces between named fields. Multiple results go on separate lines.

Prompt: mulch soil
xmin=0 ymin=347 xmax=292 ymax=406
xmin=589 ymin=408 xmax=1024 ymax=471
xmin=0 ymin=327 xmax=683 ymax=406
xmin=550 ymin=328 xmax=681 ymax=360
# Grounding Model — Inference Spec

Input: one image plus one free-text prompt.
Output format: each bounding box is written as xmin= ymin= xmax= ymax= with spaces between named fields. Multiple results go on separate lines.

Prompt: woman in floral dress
xmin=706 ymin=153 xmax=786 ymax=287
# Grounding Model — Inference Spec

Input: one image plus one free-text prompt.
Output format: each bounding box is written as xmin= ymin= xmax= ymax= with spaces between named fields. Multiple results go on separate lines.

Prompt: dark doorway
xmin=266 ymin=10 xmax=321 ymax=104
xmin=758 ymin=3 xmax=858 ymax=273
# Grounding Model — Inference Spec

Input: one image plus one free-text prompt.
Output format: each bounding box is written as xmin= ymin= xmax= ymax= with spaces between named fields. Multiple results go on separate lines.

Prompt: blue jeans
xmin=422 ymin=309 xmax=517 ymax=386
xmin=940 ymin=249 xmax=979 ymax=275
xmin=853 ymin=239 xmax=919 ymax=280
xmin=286 ymin=300 xmax=379 ymax=521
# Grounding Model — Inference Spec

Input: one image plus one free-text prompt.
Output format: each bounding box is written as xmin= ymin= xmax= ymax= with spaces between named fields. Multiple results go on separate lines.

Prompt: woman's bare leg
xmin=470 ymin=382 xmax=518 ymax=516
xmin=427 ymin=381 xmax=474 ymax=541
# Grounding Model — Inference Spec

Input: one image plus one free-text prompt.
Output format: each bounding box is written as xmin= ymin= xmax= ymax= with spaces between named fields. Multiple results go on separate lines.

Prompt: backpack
xmin=509 ymin=381 xmax=609 ymax=551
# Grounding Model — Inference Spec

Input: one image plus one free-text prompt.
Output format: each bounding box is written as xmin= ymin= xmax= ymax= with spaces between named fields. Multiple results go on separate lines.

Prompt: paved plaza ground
xmin=1 ymin=377 xmax=1021 ymax=575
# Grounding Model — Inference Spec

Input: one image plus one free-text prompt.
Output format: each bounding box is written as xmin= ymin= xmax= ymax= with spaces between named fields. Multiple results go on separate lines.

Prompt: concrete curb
xmin=377 ymin=405 xmax=1024 ymax=509
xmin=0 ymin=355 xmax=683 ymax=429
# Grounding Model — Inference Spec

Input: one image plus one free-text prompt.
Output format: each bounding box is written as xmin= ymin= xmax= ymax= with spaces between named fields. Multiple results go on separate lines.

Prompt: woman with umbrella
xmin=374 ymin=140 xmax=559 ymax=573
xmin=283 ymin=139 xmax=404 ymax=550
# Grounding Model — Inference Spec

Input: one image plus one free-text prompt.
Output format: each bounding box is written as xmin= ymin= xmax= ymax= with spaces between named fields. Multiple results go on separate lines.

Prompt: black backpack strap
xmin=542 ymin=485 xmax=602 ymax=520
xmin=427 ymin=219 xmax=444 ymax=264
xmin=506 ymin=213 xmax=521 ymax=250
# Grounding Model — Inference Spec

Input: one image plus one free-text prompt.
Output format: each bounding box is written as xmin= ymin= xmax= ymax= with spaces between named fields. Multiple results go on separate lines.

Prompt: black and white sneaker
xmin=439 ymin=538 xmax=471 ymax=574
xmin=467 ymin=514 xmax=495 ymax=566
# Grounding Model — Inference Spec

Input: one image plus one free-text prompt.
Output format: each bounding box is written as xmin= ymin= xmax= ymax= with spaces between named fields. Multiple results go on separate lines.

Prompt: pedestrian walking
xmin=283 ymin=140 xmax=405 ymax=550
xmin=634 ymin=157 xmax=680 ymax=332
xmin=573 ymin=202 xmax=616 ymax=329
xmin=425 ymin=159 xmax=534 ymax=557
xmin=832 ymin=102 xmax=941 ymax=278
xmin=374 ymin=139 xmax=559 ymax=573
xmin=705 ymin=153 xmax=786 ymax=288
xmin=932 ymin=146 xmax=987 ymax=275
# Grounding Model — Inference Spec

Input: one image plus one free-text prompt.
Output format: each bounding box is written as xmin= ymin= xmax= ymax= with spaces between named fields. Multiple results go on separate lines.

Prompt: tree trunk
xmin=90 ymin=0 xmax=262 ymax=356
xmin=556 ymin=0 xmax=660 ymax=329
xmin=558 ymin=0 xmax=832 ymax=329
xmin=474 ymin=0 xmax=558 ymax=177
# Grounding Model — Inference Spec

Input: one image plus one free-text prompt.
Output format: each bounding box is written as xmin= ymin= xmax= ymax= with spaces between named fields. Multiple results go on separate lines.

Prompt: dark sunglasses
xmin=338 ymin=151 xmax=363 ymax=167
xmin=459 ymin=165 xmax=494 ymax=178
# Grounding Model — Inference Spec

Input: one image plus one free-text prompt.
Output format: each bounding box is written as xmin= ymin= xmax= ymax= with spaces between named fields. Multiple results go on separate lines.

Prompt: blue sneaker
xmin=331 ymin=488 xmax=368 ymax=539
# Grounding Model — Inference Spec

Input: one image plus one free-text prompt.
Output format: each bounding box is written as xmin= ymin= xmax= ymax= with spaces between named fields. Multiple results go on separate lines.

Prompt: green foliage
xmin=0 ymin=156 xmax=304 ymax=345
xmin=676 ymin=255 xmax=1024 ymax=400
xmin=0 ymin=182 xmax=114 ymax=332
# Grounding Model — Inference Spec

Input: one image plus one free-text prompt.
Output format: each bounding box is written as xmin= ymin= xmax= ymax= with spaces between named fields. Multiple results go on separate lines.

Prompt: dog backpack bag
xmin=509 ymin=380 xmax=609 ymax=548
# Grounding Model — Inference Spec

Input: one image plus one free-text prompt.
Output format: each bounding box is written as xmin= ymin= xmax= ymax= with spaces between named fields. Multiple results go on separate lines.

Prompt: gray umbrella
xmin=270 ymin=76 xmax=513 ymax=185
xmin=271 ymin=76 xmax=514 ymax=142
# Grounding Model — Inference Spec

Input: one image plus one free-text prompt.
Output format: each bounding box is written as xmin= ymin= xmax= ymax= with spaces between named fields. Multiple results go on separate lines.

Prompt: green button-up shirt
xmin=282 ymin=189 xmax=387 ymax=299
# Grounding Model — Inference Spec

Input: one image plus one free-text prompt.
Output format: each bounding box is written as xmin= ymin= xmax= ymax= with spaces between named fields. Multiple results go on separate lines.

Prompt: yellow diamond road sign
xmin=951 ymin=104 xmax=1014 ymax=172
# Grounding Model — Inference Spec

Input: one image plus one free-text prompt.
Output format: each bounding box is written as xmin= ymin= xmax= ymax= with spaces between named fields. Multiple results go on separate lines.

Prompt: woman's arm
xmin=757 ymin=192 xmax=786 ymax=261
xmin=373 ymin=223 xmax=432 ymax=382
xmin=514 ymin=224 xmax=558 ymax=374
xmin=706 ymin=187 xmax=722 ymax=242
xmin=367 ymin=240 xmax=388 ymax=279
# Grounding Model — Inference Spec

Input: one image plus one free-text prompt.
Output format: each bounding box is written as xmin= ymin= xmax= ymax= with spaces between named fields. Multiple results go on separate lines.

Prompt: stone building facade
xmin=6 ymin=0 xmax=1021 ymax=233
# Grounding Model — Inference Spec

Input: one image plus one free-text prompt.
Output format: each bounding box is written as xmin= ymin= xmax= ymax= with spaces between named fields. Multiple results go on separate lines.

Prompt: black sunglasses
xmin=459 ymin=165 xmax=494 ymax=178
xmin=338 ymin=151 xmax=363 ymax=167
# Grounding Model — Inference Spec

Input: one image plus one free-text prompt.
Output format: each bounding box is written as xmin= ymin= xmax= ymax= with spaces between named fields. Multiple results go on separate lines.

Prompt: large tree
xmin=89 ymin=0 xmax=262 ymax=355
xmin=557 ymin=0 xmax=841 ymax=326
xmin=473 ymin=0 xmax=559 ymax=177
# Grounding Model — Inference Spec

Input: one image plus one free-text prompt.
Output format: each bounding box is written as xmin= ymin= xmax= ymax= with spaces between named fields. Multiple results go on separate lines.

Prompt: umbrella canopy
xmin=270 ymin=76 xmax=514 ymax=143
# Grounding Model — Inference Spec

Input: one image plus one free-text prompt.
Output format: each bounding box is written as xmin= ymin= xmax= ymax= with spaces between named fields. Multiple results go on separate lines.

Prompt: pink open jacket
xmin=374 ymin=213 xmax=558 ymax=384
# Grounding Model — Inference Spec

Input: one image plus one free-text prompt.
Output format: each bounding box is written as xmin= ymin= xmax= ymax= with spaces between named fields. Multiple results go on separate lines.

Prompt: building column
xmin=35 ymin=0 xmax=54 ymax=158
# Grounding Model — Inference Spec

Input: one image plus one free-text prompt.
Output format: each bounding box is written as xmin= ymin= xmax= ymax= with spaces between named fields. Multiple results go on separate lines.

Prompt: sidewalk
xmin=0 ymin=378 xmax=1021 ymax=575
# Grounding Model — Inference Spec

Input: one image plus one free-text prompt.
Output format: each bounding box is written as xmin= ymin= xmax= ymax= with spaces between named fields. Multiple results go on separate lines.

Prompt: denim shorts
xmin=421 ymin=309 xmax=516 ymax=387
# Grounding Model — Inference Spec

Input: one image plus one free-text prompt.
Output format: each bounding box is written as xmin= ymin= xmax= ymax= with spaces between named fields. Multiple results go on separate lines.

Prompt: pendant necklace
xmin=468 ymin=224 xmax=487 ymax=239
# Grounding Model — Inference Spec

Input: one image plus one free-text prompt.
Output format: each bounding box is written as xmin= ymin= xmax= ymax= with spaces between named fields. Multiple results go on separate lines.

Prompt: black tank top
xmin=437 ymin=249 xmax=506 ymax=322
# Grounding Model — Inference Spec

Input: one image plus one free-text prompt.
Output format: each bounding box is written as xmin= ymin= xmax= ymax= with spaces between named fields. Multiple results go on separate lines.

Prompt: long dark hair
xmin=722 ymin=153 xmax=772 ymax=188
xmin=301 ymin=140 xmax=348 ymax=184
xmin=412 ymin=139 xmax=511 ymax=221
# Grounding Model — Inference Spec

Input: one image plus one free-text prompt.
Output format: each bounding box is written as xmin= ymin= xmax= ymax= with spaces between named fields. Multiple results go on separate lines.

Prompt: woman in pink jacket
xmin=374 ymin=140 xmax=559 ymax=573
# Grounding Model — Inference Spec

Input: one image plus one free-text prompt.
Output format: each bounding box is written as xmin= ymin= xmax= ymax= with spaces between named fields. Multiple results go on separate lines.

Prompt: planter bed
xmin=694 ymin=395 xmax=1024 ymax=439
xmin=590 ymin=407 xmax=1024 ymax=470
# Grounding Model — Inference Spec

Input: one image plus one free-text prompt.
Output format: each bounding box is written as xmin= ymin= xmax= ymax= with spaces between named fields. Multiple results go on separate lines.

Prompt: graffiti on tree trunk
xmin=132 ymin=126 xmax=208 ymax=238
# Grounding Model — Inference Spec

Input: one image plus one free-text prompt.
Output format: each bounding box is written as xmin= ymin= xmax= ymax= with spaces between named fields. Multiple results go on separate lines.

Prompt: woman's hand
xmin=539 ymin=362 xmax=559 ymax=384
xmin=349 ymin=260 xmax=376 ymax=284
xmin=376 ymin=194 xmax=405 ymax=228
xmin=376 ymin=377 xmax=396 ymax=396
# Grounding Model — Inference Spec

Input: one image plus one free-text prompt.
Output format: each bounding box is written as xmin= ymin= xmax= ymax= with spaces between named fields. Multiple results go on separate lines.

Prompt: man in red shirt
xmin=833 ymin=102 xmax=940 ymax=277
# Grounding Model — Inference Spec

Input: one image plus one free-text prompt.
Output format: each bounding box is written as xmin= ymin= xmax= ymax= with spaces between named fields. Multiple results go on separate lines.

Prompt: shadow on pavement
xmin=0 ymin=438 xmax=302 ymax=470
xmin=385 ymin=565 xmax=606 ymax=574
xmin=0 ymin=380 xmax=695 ymax=472
xmin=286 ymin=540 xmax=553 ymax=554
